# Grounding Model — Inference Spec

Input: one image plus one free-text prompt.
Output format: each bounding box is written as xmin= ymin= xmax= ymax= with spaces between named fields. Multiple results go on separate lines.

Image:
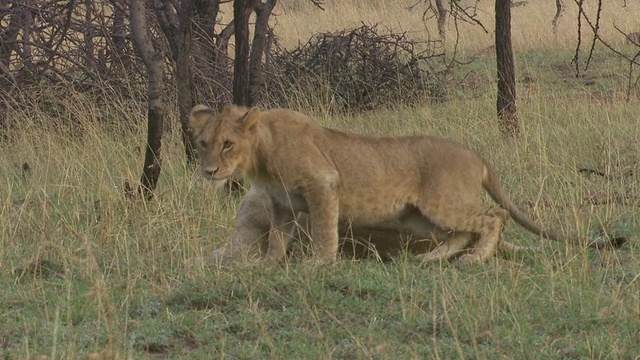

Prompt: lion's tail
xmin=480 ymin=163 xmax=567 ymax=244
xmin=480 ymin=163 xmax=623 ymax=249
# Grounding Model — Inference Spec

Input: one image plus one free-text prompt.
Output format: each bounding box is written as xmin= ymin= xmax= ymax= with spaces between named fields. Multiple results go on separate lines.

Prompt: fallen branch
xmin=577 ymin=166 xmax=635 ymax=180
xmin=582 ymin=190 xmax=640 ymax=207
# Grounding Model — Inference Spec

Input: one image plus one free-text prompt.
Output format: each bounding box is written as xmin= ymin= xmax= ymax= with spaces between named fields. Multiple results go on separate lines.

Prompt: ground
xmin=1 ymin=0 xmax=639 ymax=358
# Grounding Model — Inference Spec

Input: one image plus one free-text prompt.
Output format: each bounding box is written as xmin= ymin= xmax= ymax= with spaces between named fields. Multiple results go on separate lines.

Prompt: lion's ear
xmin=190 ymin=104 xmax=213 ymax=137
xmin=220 ymin=103 xmax=236 ymax=116
xmin=237 ymin=107 xmax=261 ymax=134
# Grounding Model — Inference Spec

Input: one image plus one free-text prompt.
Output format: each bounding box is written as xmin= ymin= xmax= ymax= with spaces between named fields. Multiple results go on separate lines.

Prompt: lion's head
xmin=190 ymin=104 xmax=261 ymax=186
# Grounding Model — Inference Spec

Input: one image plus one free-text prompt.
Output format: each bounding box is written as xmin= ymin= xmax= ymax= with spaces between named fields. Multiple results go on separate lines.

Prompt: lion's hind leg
xmin=459 ymin=206 xmax=507 ymax=263
xmin=416 ymin=199 xmax=507 ymax=263
xmin=415 ymin=232 xmax=474 ymax=263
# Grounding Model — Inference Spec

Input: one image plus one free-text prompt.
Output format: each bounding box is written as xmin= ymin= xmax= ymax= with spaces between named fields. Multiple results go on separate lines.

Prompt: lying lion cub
xmin=189 ymin=186 xmax=528 ymax=266
xmin=190 ymin=104 xmax=605 ymax=263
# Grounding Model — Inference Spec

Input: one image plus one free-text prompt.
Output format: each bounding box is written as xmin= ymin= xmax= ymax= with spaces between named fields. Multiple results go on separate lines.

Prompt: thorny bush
xmin=263 ymin=24 xmax=449 ymax=113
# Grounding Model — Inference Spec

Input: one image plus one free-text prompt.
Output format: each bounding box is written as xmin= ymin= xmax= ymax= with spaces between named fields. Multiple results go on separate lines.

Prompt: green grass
xmin=1 ymin=47 xmax=639 ymax=359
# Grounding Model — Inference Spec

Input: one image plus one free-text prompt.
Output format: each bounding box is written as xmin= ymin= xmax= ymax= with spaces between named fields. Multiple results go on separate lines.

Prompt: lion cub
xmin=190 ymin=104 xmax=587 ymax=263
xmin=187 ymin=186 xmax=531 ymax=266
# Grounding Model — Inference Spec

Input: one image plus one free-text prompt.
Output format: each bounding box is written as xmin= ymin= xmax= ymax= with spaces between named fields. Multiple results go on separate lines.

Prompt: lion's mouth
xmin=201 ymin=173 xmax=228 ymax=188
xmin=201 ymin=168 xmax=232 ymax=183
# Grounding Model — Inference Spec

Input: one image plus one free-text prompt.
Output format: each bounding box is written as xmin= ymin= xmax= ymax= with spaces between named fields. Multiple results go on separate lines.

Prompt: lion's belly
xmin=267 ymin=187 xmax=309 ymax=213
xmin=337 ymin=187 xmax=415 ymax=224
xmin=266 ymin=184 xmax=413 ymax=225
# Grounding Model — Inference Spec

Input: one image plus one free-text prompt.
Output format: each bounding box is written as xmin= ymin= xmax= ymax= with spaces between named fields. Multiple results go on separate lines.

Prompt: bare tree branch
xmin=552 ymin=0 xmax=564 ymax=33
xmin=572 ymin=0 xmax=584 ymax=78
xmin=308 ymin=0 xmax=325 ymax=11
xmin=248 ymin=0 xmax=277 ymax=105
xmin=571 ymin=0 xmax=640 ymax=99
xmin=129 ymin=0 xmax=165 ymax=200
xmin=583 ymin=0 xmax=602 ymax=71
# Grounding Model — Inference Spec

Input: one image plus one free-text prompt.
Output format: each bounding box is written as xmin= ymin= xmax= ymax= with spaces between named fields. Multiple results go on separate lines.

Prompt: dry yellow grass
xmin=1 ymin=1 xmax=639 ymax=358
xmin=266 ymin=0 xmax=640 ymax=52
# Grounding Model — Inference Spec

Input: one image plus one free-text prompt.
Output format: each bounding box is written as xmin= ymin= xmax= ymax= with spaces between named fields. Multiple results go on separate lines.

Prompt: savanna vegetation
xmin=1 ymin=0 xmax=639 ymax=358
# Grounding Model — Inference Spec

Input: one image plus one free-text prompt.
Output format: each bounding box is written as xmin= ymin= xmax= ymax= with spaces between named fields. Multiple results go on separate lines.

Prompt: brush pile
xmin=265 ymin=24 xmax=447 ymax=112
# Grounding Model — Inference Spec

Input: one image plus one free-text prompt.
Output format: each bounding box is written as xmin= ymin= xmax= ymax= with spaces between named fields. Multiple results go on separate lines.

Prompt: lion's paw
xmin=457 ymin=253 xmax=486 ymax=265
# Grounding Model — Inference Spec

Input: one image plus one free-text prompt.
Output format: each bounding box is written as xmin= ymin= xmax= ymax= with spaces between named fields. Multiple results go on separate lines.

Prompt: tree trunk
xmin=20 ymin=1 xmax=34 ymax=71
xmin=154 ymin=0 xmax=199 ymax=166
xmin=176 ymin=0 xmax=198 ymax=165
xmin=435 ymin=0 xmax=447 ymax=39
xmin=128 ymin=0 xmax=165 ymax=200
xmin=227 ymin=0 xmax=256 ymax=194
xmin=83 ymin=0 xmax=95 ymax=67
xmin=552 ymin=0 xmax=564 ymax=34
xmin=215 ymin=21 xmax=235 ymax=70
xmin=495 ymin=0 xmax=520 ymax=138
xmin=193 ymin=0 xmax=221 ymax=62
xmin=248 ymin=0 xmax=276 ymax=106
xmin=0 ymin=4 xmax=20 ymax=142
xmin=0 ymin=5 xmax=21 ymax=70
xmin=109 ymin=0 xmax=128 ymax=71
xmin=232 ymin=0 xmax=254 ymax=106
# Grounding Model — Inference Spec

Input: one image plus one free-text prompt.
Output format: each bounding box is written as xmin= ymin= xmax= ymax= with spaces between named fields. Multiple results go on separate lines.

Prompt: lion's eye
xmin=198 ymin=140 xmax=207 ymax=149
xmin=222 ymin=140 xmax=233 ymax=151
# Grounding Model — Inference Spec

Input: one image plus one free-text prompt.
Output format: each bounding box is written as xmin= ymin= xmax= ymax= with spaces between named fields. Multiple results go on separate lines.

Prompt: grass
xmin=271 ymin=0 xmax=640 ymax=52
xmin=2 ymin=1 xmax=640 ymax=359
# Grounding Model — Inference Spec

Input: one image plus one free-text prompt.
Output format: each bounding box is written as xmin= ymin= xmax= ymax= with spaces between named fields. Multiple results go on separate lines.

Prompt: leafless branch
xmin=552 ymin=0 xmax=563 ymax=33
xmin=583 ymin=0 xmax=601 ymax=71
xmin=308 ymin=0 xmax=325 ymax=11
xmin=572 ymin=0 xmax=584 ymax=78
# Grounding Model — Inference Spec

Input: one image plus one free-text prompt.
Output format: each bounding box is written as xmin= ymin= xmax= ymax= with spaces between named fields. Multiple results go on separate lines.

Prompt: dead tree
xmin=226 ymin=0 xmax=276 ymax=193
xmin=232 ymin=0 xmax=254 ymax=106
xmin=214 ymin=21 xmax=235 ymax=70
xmin=193 ymin=0 xmax=227 ymax=61
xmin=175 ymin=1 xmax=198 ymax=165
xmin=228 ymin=0 xmax=253 ymax=193
xmin=412 ymin=0 xmax=448 ymax=40
xmin=127 ymin=0 xmax=165 ymax=200
xmin=109 ymin=0 xmax=129 ymax=70
xmin=19 ymin=0 xmax=34 ymax=71
xmin=82 ymin=0 xmax=95 ymax=67
xmin=155 ymin=0 xmax=200 ymax=166
xmin=232 ymin=0 xmax=277 ymax=106
xmin=552 ymin=0 xmax=564 ymax=34
xmin=248 ymin=0 xmax=277 ymax=105
xmin=571 ymin=0 xmax=640 ymax=101
xmin=0 ymin=3 xmax=20 ymax=140
xmin=435 ymin=0 xmax=447 ymax=39
xmin=495 ymin=0 xmax=520 ymax=137
xmin=0 ymin=3 xmax=21 ymax=71
xmin=151 ymin=0 xmax=249 ymax=194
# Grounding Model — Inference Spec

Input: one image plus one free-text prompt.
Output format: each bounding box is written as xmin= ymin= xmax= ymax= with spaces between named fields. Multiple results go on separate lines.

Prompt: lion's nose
xmin=204 ymin=167 xmax=219 ymax=177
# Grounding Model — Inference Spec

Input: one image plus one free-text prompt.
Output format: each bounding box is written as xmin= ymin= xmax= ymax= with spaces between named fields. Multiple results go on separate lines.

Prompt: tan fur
xmin=187 ymin=187 xmax=528 ymax=266
xmin=190 ymin=104 xmax=587 ymax=264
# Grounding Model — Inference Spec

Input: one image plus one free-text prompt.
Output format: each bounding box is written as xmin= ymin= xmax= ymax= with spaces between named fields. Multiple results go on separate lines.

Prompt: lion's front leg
xmin=265 ymin=203 xmax=298 ymax=262
xmin=305 ymin=183 xmax=340 ymax=261
xmin=185 ymin=186 xmax=273 ymax=268
xmin=265 ymin=223 xmax=297 ymax=262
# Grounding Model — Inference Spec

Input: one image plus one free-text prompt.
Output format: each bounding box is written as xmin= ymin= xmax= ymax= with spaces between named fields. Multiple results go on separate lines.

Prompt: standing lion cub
xmin=187 ymin=186 xmax=530 ymax=266
xmin=190 ymin=104 xmax=600 ymax=263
